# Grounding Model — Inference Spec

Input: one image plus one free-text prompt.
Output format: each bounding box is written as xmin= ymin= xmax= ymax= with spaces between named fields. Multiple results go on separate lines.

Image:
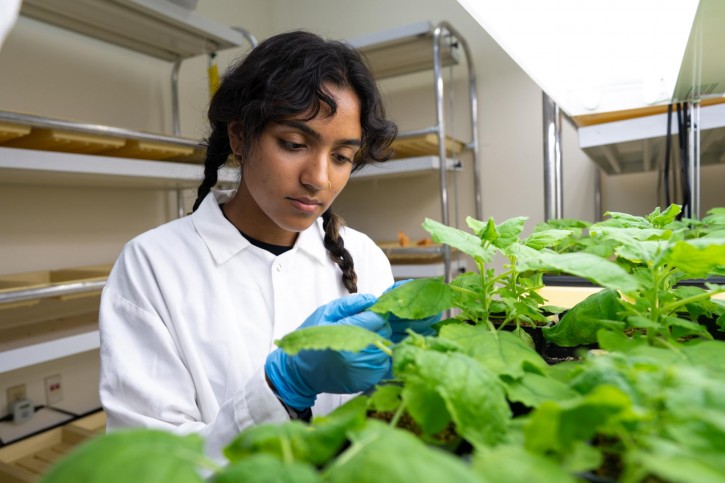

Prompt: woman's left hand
xmin=384 ymin=279 xmax=442 ymax=343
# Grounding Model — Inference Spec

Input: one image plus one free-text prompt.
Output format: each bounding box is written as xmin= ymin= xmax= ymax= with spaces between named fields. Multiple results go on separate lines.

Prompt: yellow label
xmin=208 ymin=63 xmax=220 ymax=97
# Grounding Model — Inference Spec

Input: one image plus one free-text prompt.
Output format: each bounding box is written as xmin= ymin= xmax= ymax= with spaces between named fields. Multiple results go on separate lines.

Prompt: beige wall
xmin=2 ymin=0 xmax=721 ymax=272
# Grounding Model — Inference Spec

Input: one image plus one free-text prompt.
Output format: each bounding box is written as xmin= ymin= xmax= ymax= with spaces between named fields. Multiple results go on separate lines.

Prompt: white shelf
xmin=577 ymin=102 xmax=725 ymax=175
xmin=0 ymin=330 xmax=99 ymax=374
xmin=20 ymin=0 xmax=247 ymax=61
xmin=0 ymin=147 xmax=237 ymax=189
xmin=349 ymin=21 xmax=460 ymax=79
xmin=350 ymin=155 xmax=461 ymax=181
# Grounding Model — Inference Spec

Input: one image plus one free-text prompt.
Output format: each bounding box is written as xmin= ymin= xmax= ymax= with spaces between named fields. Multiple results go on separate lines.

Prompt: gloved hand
xmin=385 ymin=279 xmax=442 ymax=343
xmin=265 ymin=294 xmax=392 ymax=411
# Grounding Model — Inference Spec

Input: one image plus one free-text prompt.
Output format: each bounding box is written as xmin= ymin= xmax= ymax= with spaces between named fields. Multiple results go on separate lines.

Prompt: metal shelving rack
xmin=1 ymin=1 xmax=254 ymax=373
xmin=350 ymin=21 xmax=482 ymax=281
xmin=19 ymin=0 xmax=257 ymax=136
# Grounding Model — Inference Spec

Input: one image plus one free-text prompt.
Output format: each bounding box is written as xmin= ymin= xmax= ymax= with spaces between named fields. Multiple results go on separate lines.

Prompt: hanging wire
xmin=664 ymin=104 xmax=673 ymax=206
xmin=676 ymin=102 xmax=690 ymax=219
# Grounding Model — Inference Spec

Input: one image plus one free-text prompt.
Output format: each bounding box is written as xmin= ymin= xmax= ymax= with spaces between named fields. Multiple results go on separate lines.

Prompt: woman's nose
xmin=300 ymin=152 xmax=330 ymax=190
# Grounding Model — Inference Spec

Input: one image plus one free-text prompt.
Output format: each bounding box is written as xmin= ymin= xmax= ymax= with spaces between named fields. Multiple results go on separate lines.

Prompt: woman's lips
xmin=288 ymin=197 xmax=321 ymax=214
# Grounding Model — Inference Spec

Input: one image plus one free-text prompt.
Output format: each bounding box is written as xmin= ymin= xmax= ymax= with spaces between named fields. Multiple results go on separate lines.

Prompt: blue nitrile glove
xmin=385 ymin=279 xmax=443 ymax=343
xmin=265 ymin=294 xmax=392 ymax=411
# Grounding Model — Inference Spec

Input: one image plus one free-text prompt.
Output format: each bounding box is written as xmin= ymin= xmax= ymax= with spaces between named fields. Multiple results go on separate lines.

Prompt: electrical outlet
xmin=6 ymin=384 xmax=27 ymax=406
xmin=45 ymin=374 xmax=63 ymax=405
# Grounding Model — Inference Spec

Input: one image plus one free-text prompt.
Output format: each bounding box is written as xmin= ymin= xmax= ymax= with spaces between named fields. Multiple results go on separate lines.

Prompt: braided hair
xmin=192 ymin=30 xmax=397 ymax=293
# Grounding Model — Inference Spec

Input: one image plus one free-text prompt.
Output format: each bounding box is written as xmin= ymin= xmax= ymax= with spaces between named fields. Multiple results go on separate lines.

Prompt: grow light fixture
xmin=455 ymin=0 xmax=703 ymax=117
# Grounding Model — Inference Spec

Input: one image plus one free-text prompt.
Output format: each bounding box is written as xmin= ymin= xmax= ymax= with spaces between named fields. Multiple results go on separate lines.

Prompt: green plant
xmin=42 ymin=322 xmax=725 ymax=483
xmin=415 ymin=216 xmax=639 ymax=335
xmin=545 ymin=205 xmax=725 ymax=347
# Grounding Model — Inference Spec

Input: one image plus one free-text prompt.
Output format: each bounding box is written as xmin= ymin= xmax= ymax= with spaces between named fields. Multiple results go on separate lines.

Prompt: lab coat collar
xmin=192 ymin=190 xmax=250 ymax=265
xmin=192 ymin=190 xmax=328 ymax=266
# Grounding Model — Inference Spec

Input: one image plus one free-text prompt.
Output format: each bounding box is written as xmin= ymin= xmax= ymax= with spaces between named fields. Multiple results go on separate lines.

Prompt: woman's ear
xmin=227 ymin=121 xmax=244 ymax=156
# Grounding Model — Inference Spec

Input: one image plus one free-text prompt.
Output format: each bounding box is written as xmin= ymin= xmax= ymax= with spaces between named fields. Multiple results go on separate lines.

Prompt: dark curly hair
xmin=192 ymin=30 xmax=397 ymax=293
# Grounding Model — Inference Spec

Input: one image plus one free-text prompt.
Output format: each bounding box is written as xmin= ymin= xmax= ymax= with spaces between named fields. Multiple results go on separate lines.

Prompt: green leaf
xmin=503 ymin=372 xmax=579 ymax=408
xmin=633 ymin=445 xmax=725 ymax=483
xmin=323 ymin=421 xmax=483 ymax=483
xmin=518 ymin=251 xmax=641 ymax=292
xmin=395 ymin=342 xmax=511 ymax=448
xmin=275 ymin=325 xmax=389 ymax=356
xmin=600 ymin=211 xmax=650 ymax=228
xmin=647 ymin=204 xmax=682 ymax=228
xmin=534 ymin=218 xmax=591 ymax=230
xmin=402 ymin=379 xmax=452 ymax=435
xmin=369 ymin=277 xmax=453 ymax=319
xmin=440 ymin=324 xmax=548 ymax=378
xmin=473 ymin=445 xmax=578 ymax=483
xmin=216 ymin=454 xmax=320 ymax=483
xmin=467 ymin=216 xmax=498 ymax=243
xmin=225 ymin=397 xmax=367 ymax=466
xmin=494 ymin=216 xmax=528 ymax=249
xmin=543 ymin=289 xmax=625 ymax=346
xmin=667 ymin=315 xmax=708 ymax=338
xmin=681 ymin=340 xmax=725 ymax=373
xmin=524 ymin=385 xmax=632 ymax=454
xmin=423 ymin=217 xmax=494 ymax=263
xmin=666 ymin=239 xmax=725 ymax=277
xmin=368 ymin=384 xmax=403 ymax=413
xmin=591 ymin=225 xmax=667 ymax=242
xmin=224 ymin=423 xmax=313 ymax=463
xmin=627 ymin=315 xmax=660 ymax=329
xmin=615 ymin=239 xmax=670 ymax=266
xmin=597 ymin=329 xmax=648 ymax=352
xmin=523 ymin=229 xmax=573 ymax=250
xmin=41 ymin=430 xmax=206 ymax=483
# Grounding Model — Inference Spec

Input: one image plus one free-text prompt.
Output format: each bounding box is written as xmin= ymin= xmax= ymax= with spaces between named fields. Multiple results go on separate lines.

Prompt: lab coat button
xmin=275 ymin=264 xmax=282 ymax=272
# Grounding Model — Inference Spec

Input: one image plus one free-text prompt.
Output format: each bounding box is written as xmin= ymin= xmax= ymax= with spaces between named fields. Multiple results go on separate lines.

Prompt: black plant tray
xmin=543 ymin=274 xmax=725 ymax=288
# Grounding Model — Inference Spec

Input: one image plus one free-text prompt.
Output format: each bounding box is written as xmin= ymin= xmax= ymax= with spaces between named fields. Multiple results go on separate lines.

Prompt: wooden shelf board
xmin=572 ymin=97 xmax=725 ymax=127
xmin=0 ymin=411 xmax=105 ymax=481
xmin=390 ymin=133 xmax=466 ymax=158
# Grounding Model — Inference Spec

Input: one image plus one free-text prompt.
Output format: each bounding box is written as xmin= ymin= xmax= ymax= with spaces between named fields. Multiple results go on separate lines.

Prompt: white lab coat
xmin=99 ymin=190 xmax=394 ymax=462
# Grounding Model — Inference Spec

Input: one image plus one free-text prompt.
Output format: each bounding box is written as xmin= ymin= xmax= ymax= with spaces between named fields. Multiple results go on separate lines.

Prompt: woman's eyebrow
xmin=278 ymin=120 xmax=361 ymax=147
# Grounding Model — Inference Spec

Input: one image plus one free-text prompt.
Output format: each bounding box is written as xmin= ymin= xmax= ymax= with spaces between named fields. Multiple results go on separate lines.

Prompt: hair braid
xmin=322 ymin=209 xmax=357 ymax=293
xmin=192 ymin=126 xmax=232 ymax=212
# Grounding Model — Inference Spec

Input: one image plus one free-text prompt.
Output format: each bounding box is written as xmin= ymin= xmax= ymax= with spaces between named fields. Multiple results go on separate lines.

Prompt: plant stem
xmin=186 ymin=452 xmax=223 ymax=473
xmin=647 ymin=267 xmax=663 ymax=344
xmin=389 ymin=400 xmax=407 ymax=428
xmin=476 ymin=258 xmax=490 ymax=320
xmin=448 ymin=285 xmax=478 ymax=298
xmin=374 ymin=341 xmax=394 ymax=357
xmin=652 ymin=337 xmax=684 ymax=355
xmin=280 ymin=435 xmax=294 ymax=464
xmin=661 ymin=288 xmax=724 ymax=314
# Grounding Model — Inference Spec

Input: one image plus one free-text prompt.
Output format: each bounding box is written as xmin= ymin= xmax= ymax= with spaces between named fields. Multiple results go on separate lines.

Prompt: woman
xmin=99 ymin=30 xmax=437 ymax=461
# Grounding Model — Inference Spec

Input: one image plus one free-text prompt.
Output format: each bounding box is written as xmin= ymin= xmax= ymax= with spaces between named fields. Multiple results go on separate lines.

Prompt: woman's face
xmin=226 ymin=84 xmax=362 ymax=246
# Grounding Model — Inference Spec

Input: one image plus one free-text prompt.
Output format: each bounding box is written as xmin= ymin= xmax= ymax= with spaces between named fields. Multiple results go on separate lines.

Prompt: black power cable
xmin=676 ymin=103 xmax=691 ymax=219
xmin=664 ymin=104 xmax=673 ymax=206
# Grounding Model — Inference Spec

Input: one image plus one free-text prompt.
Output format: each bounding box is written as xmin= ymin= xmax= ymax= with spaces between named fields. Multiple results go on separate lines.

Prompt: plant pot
xmin=541 ymin=341 xmax=598 ymax=364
